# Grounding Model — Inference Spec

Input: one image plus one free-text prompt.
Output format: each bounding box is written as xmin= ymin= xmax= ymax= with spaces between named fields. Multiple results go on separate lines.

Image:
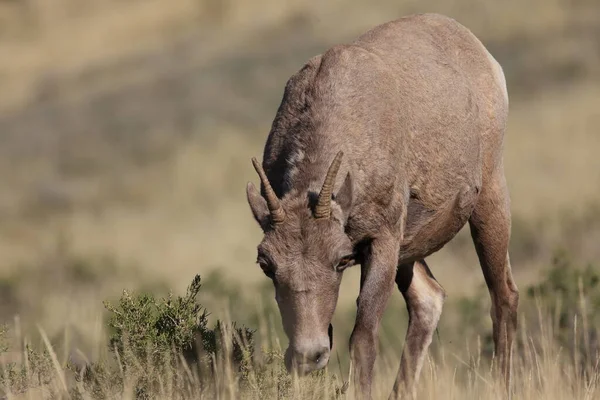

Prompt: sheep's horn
xmin=251 ymin=158 xmax=285 ymax=224
xmin=315 ymin=151 xmax=343 ymax=219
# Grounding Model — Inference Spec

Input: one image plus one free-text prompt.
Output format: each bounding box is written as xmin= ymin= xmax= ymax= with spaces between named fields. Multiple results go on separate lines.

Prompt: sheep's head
xmin=246 ymin=151 xmax=355 ymax=375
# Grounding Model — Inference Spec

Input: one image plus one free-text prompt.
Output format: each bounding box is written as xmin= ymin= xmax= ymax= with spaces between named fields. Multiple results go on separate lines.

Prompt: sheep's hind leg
xmin=469 ymin=173 xmax=519 ymax=394
xmin=390 ymin=259 xmax=445 ymax=399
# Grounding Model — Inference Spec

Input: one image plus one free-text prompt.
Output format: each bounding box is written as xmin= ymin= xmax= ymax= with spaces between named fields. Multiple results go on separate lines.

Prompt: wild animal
xmin=246 ymin=13 xmax=518 ymax=399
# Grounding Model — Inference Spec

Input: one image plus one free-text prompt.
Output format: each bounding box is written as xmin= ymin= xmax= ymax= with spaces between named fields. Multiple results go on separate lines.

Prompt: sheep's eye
xmin=336 ymin=254 xmax=355 ymax=271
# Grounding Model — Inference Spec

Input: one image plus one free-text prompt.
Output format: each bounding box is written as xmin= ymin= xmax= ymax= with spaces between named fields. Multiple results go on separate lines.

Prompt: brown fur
xmin=247 ymin=13 xmax=518 ymax=399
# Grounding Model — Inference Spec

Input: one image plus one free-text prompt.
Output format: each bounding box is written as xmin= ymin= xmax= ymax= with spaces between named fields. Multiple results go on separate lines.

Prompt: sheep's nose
xmin=285 ymin=343 xmax=331 ymax=375
xmin=305 ymin=345 xmax=330 ymax=364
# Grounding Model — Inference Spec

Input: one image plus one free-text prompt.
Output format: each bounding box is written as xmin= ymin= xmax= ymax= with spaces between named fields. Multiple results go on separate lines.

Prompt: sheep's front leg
xmin=349 ymin=237 xmax=399 ymax=399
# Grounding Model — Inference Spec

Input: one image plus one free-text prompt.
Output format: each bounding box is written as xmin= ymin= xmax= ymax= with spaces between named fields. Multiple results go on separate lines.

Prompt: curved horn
xmin=251 ymin=158 xmax=285 ymax=224
xmin=314 ymin=151 xmax=344 ymax=219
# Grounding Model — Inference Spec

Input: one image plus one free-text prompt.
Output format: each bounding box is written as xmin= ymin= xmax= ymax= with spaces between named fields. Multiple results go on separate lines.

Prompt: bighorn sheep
xmin=246 ymin=13 xmax=518 ymax=399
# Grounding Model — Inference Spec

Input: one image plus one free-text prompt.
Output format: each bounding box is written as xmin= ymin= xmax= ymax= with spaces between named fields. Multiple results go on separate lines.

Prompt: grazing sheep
xmin=247 ymin=13 xmax=518 ymax=399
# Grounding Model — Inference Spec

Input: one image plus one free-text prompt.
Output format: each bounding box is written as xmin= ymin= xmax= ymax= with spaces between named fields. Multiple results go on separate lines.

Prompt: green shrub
xmin=92 ymin=274 xmax=254 ymax=397
xmin=104 ymin=274 xmax=211 ymax=361
xmin=104 ymin=274 xmax=255 ymax=363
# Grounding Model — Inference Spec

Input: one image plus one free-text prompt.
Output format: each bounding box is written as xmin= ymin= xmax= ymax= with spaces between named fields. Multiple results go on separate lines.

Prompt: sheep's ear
xmin=334 ymin=172 xmax=353 ymax=222
xmin=246 ymin=182 xmax=269 ymax=230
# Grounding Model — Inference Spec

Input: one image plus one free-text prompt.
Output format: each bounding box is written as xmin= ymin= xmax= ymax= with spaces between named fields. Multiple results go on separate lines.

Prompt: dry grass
xmin=1 ymin=304 xmax=599 ymax=399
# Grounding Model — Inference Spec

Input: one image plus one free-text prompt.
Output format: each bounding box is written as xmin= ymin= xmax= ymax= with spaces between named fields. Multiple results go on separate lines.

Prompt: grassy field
xmin=0 ymin=0 xmax=599 ymax=398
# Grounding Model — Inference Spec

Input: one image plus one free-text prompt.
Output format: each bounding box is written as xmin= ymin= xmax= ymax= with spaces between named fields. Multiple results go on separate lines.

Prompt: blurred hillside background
xmin=0 ymin=0 xmax=600 ymax=376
